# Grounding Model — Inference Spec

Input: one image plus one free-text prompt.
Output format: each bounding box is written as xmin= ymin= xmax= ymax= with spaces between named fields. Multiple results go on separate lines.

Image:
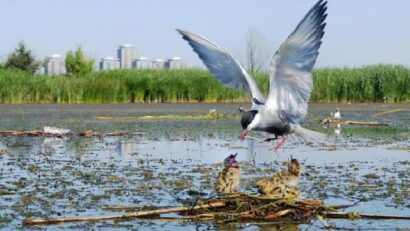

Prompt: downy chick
xmin=276 ymin=156 xmax=301 ymax=187
xmin=214 ymin=153 xmax=240 ymax=194
xmin=255 ymin=179 xmax=300 ymax=199
xmin=255 ymin=156 xmax=302 ymax=199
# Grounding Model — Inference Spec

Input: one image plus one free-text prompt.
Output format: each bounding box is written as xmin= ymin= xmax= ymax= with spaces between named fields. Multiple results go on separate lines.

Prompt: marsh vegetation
xmin=0 ymin=64 xmax=409 ymax=103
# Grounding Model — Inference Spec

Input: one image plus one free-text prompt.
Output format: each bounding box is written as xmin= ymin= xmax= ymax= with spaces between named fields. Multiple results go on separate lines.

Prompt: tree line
xmin=2 ymin=41 xmax=93 ymax=76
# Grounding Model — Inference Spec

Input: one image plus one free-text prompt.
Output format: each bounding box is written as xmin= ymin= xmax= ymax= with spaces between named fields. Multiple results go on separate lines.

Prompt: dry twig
xmin=24 ymin=201 xmax=225 ymax=226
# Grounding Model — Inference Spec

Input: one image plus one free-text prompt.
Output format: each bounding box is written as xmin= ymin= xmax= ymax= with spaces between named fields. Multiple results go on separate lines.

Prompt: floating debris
xmin=321 ymin=119 xmax=388 ymax=126
xmin=43 ymin=126 xmax=72 ymax=135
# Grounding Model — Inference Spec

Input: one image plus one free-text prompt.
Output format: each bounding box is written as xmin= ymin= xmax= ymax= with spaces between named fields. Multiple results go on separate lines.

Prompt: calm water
xmin=0 ymin=103 xmax=409 ymax=230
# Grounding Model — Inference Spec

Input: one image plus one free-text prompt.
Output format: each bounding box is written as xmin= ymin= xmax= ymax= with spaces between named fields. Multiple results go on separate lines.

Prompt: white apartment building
xmin=117 ymin=44 xmax=137 ymax=69
xmin=166 ymin=56 xmax=185 ymax=69
xmin=152 ymin=59 xmax=166 ymax=69
xmin=132 ymin=57 xmax=152 ymax=69
xmin=99 ymin=56 xmax=120 ymax=70
xmin=45 ymin=54 xmax=66 ymax=76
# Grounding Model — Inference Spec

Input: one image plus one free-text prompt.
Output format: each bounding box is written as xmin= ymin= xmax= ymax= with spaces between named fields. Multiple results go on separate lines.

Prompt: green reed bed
xmin=0 ymin=64 xmax=408 ymax=103
xmin=0 ymin=69 xmax=249 ymax=103
xmin=312 ymin=64 xmax=410 ymax=103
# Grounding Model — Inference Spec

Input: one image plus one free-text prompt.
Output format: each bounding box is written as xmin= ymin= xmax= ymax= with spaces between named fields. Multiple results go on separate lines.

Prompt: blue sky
xmin=1 ymin=0 xmax=410 ymax=68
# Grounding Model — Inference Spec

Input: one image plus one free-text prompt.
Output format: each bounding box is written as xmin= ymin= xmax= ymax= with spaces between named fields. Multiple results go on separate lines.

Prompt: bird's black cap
xmin=240 ymin=110 xmax=258 ymax=129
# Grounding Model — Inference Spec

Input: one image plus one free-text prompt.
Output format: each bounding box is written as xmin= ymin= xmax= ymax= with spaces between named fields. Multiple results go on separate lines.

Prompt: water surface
xmin=0 ymin=103 xmax=409 ymax=230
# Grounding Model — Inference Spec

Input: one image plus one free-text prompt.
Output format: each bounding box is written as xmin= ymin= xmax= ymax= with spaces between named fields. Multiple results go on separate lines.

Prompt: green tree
xmin=5 ymin=42 xmax=40 ymax=74
xmin=65 ymin=46 xmax=94 ymax=76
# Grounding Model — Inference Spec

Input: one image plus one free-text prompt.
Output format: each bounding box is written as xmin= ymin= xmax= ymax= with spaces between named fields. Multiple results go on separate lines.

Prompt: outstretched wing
xmin=177 ymin=29 xmax=266 ymax=107
xmin=266 ymin=0 xmax=327 ymax=123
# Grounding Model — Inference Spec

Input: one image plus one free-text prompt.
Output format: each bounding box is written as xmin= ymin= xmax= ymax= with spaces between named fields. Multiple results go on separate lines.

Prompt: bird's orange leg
xmin=273 ymin=135 xmax=288 ymax=152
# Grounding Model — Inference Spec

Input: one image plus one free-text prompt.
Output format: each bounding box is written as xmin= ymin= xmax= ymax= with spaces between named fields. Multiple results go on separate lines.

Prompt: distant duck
xmin=333 ymin=108 xmax=341 ymax=119
xmin=214 ymin=153 xmax=240 ymax=194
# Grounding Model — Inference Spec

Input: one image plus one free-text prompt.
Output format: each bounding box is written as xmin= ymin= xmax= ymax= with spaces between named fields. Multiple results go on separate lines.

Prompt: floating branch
xmin=321 ymin=119 xmax=388 ymax=126
xmin=323 ymin=211 xmax=410 ymax=220
xmin=23 ymin=201 xmax=225 ymax=226
xmin=343 ymin=120 xmax=389 ymax=126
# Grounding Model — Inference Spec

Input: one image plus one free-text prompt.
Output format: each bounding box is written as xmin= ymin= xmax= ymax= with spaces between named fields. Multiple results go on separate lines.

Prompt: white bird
xmin=334 ymin=108 xmax=341 ymax=119
xmin=177 ymin=0 xmax=327 ymax=151
xmin=43 ymin=126 xmax=71 ymax=135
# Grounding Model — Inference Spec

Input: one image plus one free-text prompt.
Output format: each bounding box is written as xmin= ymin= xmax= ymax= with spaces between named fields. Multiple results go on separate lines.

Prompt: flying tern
xmin=177 ymin=0 xmax=327 ymax=151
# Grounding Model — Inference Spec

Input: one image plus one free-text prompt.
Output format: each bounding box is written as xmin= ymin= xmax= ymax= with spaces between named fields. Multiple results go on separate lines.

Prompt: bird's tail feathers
xmin=294 ymin=126 xmax=326 ymax=144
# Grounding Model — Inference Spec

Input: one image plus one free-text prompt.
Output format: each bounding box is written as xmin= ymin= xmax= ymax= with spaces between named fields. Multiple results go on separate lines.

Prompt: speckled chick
xmin=214 ymin=153 xmax=240 ymax=194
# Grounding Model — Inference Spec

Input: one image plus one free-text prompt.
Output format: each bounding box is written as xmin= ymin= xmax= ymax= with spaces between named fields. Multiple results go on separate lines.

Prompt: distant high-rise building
xmin=117 ymin=44 xmax=137 ymax=69
xmin=132 ymin=57 xmax=152 ymax=69
xmin=45 ymin=54 xmax=66 ymax=76
xmin=165 ymin=56 xmax=185 ymax=69
xmin=99 ymin=56 xmax=120 ymax=70
xmin=152 ymin=59 xmax=166 ymax=69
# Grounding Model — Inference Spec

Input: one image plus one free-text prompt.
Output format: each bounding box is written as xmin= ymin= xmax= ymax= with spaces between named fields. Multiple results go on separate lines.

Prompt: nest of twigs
xmin=178 ymin=194 xmax=328 ymax=223
xmin=23 ymin=192 xmax=410 ymax=226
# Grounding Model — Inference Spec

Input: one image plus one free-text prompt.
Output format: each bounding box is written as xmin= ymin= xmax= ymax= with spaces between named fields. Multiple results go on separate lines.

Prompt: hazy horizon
xmin=2 ymin=0 xmax=410 ymax=69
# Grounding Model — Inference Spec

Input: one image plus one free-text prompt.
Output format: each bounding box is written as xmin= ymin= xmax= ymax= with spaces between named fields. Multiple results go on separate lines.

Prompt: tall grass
xmin=0 ymin=64 xmax=408 ymax=103
xmin=312 ymin=64 xmax=410 ymax=103
xmin=0 ymin=69 xmax=249 ymax=103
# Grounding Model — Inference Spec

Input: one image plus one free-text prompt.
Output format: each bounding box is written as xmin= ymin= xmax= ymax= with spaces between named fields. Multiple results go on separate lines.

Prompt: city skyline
xmin=39 ymin=43 xmax=186 ymax=75
xmin=2 ymin=1 xmax=410 ymax=69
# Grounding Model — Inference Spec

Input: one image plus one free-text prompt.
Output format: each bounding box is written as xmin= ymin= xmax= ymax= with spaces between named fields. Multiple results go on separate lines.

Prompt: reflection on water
xmin=0 ymin=103 xmax=409 ymax=230
xmin=334 ymin=123 xmax=341 ymax=137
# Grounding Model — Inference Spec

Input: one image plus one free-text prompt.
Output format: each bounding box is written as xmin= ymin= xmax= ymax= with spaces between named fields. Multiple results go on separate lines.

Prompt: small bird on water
xmin=214 ymin=153 xmax=241 ymax=194
xmin=177 ymin=0 xmax=327 ymax=151
xmin=333 ymin=108 xmax=341 ymax=119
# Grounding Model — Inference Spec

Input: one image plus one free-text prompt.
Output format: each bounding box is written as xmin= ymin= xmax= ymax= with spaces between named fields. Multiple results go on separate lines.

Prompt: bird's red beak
xmin=240 ymin=129 xmax=248 ymax=141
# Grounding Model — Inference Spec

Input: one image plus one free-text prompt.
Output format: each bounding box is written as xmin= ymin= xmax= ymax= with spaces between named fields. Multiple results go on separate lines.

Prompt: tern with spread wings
xmin=177 ymin=0 xmax=327 ymax=151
